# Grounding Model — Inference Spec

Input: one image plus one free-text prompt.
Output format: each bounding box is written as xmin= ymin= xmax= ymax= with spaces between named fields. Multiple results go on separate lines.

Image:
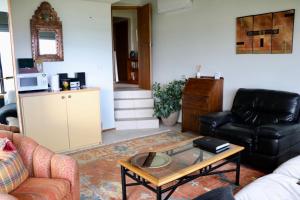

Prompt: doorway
xmin=113 ymin=17 xmax=130 ymax=84
xmin=112 ymin=4 xmax=152 ymax=90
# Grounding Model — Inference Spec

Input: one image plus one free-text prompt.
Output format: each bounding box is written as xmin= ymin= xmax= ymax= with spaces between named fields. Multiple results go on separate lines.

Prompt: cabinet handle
xmin=61 ymin=96 xmax=65 ymax=99
xmin=68 ymin=95 xmax=72 ymax=98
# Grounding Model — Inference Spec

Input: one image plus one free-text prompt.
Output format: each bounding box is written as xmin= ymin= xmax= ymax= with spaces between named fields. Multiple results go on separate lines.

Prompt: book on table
xmin=193 ymin=136 xmax=230 ymax=154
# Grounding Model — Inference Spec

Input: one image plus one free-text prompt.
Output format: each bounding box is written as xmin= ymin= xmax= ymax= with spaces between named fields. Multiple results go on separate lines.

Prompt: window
xmin=0 ymin=12 xmax=14 ymax=94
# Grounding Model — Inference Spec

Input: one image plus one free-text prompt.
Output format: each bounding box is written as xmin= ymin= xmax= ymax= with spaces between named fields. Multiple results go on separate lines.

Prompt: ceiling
xmin=81 ymin=0 xmax=120 ymax=4
xmin=81 ymin=0 xmax=151 ymax=5
xmin=113 ymin=0 xmax=151 ymax=6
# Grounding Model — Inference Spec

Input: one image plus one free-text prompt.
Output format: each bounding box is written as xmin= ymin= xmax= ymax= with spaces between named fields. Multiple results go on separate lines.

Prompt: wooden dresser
xmin=182 ymin=77 xmax=224 ymax=133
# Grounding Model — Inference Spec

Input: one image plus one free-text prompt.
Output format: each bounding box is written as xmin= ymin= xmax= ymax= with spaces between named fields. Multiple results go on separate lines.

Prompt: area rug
xmin=70 ymin=130 xmax=265 ymax=200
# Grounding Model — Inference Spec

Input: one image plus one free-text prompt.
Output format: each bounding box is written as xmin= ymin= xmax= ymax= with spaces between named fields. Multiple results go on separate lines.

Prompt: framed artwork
xmin=236 ymin=9 xmax=295 ymax=54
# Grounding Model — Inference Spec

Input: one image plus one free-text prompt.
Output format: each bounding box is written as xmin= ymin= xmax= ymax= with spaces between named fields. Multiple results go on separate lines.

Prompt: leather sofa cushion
xmin=257 ymin=131 xmax=300 ymax=156
xmin=11 ymin=178 xmax=71 ymax=200
xmin=199 ymin=111 xmax=232 ymax=128
xmin=214 ymin=123 xmax=254 ymax=146
xmin=258 ymin=124 xmax=300 ymax=139
xmin=231 ymin=89 xmax=300 ymax=126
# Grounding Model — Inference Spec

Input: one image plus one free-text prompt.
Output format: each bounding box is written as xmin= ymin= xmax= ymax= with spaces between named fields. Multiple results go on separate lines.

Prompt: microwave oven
xmin=17 ymin=73 xmax=48 ymax=92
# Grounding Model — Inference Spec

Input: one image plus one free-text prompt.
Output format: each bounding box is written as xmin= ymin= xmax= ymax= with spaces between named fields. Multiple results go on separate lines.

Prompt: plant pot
xmin=161 ymin=111 xmax=179 ymax=126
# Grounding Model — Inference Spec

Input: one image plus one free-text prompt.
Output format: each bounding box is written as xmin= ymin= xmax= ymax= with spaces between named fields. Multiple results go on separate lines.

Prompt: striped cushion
xmin=0 ymin=150 xmax=29 ymax=193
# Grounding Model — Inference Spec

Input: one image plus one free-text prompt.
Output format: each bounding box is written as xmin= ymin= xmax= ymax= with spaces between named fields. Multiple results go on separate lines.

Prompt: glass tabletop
xmin=128 ymin=140 xmax=239 ymax=180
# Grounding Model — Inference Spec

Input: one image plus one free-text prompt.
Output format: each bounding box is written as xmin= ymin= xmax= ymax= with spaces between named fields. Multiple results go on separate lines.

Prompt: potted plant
xmin=152 ymin=80 xmax=186 ymax=126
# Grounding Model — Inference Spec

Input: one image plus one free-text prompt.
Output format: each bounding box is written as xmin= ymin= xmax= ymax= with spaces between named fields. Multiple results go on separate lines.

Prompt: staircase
xmin=114 ymin=89 xmax=159 ymax=130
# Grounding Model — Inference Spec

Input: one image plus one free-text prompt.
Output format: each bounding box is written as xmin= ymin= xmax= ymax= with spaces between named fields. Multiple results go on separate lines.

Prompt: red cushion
xmin=11 ymin=178 xmax=71 ymax=200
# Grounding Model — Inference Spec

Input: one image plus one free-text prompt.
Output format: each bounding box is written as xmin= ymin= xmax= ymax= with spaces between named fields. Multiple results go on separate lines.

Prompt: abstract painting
xmin=236 ymin=9 xmax=295 ymax=54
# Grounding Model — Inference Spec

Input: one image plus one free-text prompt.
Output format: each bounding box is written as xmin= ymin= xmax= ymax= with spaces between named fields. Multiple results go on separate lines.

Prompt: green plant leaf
xmin=152 ymin=79 xmax=186 ymax=118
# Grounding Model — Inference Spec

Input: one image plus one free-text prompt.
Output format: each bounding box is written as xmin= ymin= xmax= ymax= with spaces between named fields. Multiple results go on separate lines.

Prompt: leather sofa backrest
xmin=231 ymin=89 xmax=300 ymax=126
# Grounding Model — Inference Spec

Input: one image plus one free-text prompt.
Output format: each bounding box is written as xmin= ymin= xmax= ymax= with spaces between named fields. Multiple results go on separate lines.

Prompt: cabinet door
xmin=182 ymin=107 xmax=208 ymax=133
xmin=66 ymin=90 xmax=101 ymax=149
xmin=21 ymin=94 xmax=70 ymax=152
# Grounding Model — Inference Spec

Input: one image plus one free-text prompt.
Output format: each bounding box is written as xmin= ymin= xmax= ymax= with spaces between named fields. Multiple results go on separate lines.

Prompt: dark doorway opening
xmin=113 ymin=17 xmax=129 ymax=83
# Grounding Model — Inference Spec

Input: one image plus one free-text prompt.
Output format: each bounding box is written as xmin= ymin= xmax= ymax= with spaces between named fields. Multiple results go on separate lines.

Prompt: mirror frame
xmin=31 ymin=1 xmax=63 ymax=62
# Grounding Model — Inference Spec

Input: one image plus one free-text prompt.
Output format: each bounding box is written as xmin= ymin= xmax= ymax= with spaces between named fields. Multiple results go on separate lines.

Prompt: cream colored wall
xmin=11 ymin=0 xmax=115 ymax=129
xmin=152 ymin=0 xmax=300 ymax=111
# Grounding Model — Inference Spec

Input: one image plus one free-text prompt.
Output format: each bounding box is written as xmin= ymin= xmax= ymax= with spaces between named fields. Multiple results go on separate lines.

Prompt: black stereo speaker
xmin=75 ymin=72 xmax=86 ymax=88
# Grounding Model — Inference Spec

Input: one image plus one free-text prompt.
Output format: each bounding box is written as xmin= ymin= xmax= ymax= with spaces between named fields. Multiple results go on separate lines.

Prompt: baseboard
xmin=103 ymin=128 xmax=116 ymax=132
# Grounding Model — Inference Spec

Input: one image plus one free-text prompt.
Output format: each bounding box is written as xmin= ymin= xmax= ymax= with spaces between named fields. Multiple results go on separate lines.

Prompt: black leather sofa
xmin=0 ymin=103 xmax=18 ymax=125
xmin=200 ymin=88 xmax=300 ymax=170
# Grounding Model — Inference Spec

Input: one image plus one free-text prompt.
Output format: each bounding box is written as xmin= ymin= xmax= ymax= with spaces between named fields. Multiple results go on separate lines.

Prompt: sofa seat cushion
xmin=274 ymin=155 xmax=300 ymax=179
xmin=214 ymin=123 xmax=254 ymax=147
xmin=235 ymin=174 xmax=300 ymax=200
xmin=10 ymin=178 xmax=71 ymax=200
xmin=258 ymin=124 xmax=300 ymax=139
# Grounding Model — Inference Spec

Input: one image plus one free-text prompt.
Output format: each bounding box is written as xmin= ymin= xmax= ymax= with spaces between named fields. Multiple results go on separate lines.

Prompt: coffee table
xmin=118 ymin=136 xmax=244 ymax=200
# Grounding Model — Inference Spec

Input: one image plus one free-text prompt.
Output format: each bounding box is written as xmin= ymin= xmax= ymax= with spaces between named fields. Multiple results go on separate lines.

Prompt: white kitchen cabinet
xmin=19 ymin=88 xmax=101 ymax=152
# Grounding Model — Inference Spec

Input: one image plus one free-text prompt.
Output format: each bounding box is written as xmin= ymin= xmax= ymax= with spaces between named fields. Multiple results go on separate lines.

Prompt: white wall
xmin=112 ymin=9 xmax=138 ymax=52
xmin=11 ymin=0 xmax=115 ymax=129
xmin=152 ymin=0 xmax=300 ymax=110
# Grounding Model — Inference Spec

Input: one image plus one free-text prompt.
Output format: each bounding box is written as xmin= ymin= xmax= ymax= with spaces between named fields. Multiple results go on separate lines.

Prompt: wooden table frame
xmin=120 ymin=152 xmax=242 ymax=200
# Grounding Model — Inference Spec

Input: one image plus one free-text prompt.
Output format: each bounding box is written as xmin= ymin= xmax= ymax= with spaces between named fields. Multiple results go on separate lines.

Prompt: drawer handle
xmin=61 ymin=96 xmax=65 ymax=99
xmin=68 ymin=95 xmax=72 ymax=98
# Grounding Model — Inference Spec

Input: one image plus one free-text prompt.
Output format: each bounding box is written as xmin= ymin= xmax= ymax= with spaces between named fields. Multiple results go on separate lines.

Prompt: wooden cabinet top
xmin=19 ymin=87 xmax=100 ymax=98
xmin=183 ymin=77 xmax=224 ymax=96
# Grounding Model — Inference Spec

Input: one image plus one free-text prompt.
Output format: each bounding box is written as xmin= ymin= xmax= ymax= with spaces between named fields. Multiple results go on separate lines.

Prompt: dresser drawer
xmin=183 ymin=95 xmax=209 ymax=110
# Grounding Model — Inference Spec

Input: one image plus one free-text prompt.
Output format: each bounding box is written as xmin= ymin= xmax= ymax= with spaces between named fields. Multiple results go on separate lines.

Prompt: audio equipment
xmin=75 ymin=72 xmax=86 ymax=88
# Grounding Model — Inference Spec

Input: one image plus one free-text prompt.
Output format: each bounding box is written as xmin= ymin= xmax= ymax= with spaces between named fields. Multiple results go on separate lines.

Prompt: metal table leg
xmin=235 ymin=153 xmax=241 ymax=186
xmin=121 ymin=166 xmax=127 ymax=200
xmin=156 ymin=186 xmax=162 ymax=200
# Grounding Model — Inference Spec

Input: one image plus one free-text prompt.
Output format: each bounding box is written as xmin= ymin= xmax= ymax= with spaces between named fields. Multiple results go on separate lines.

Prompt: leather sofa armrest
xmin=258 ymin=123 xmax=300 ymax=139
xmin=0 ymin=193 xmax=18 ymax=200
xmin=200 ymin=111 xmax=233 ymax=128
xmin=51 ymin=154 xmax=80 ymax=200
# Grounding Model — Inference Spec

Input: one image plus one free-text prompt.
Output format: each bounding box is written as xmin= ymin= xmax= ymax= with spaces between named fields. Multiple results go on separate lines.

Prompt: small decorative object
xmin=236 ymin=9 xmax=295 ymax=54
xmin=131 ymin=152 xmax=172 ymax=169
xmin=196 ymin=65 xmax=202 ymax=78
xmin=62 ymin=79 xmax=70 ymax=91
xmin=130 ymin=51 xmax=138 ymax=60
xmin=214 ymin=72 xmax=221 ymax=79
xmin=35 ymin=59 xmax=44 ymax=72
xmin=153 ymin=80 xmax=186 ymax=126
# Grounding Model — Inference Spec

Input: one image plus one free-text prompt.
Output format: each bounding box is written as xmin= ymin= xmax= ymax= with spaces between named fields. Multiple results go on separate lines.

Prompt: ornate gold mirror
xmin=31 ymin=1 xmax=63 ymax=62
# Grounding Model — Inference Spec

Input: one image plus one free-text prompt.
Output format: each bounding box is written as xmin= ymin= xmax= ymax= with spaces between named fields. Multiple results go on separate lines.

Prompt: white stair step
xmin=114 ymin=98 xmax=154 ymax=109
xmin=114 ymin=90 xmax=152 ymax=99
xmin=115 ymin=108 xmax=154 ymax=119
xmin=115 ymin=117 xmax=159 ymax=130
